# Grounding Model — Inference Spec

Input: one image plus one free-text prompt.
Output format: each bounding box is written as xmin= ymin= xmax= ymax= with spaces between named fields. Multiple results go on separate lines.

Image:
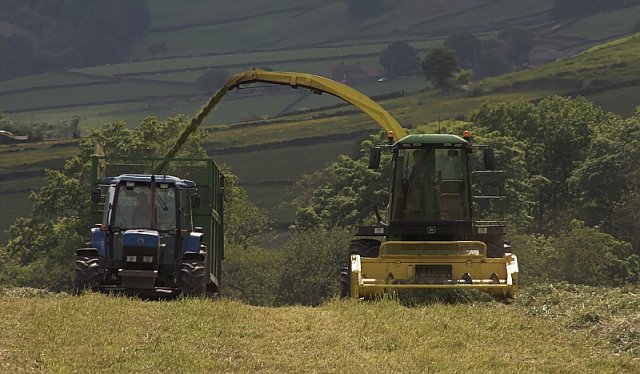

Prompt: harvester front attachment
xmin=348 ymin=241 xmax=518 ymax=299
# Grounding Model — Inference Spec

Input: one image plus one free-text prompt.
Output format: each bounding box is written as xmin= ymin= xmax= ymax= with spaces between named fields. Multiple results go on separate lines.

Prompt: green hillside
xmin=0 ymin=285 xmax=637 ymax=372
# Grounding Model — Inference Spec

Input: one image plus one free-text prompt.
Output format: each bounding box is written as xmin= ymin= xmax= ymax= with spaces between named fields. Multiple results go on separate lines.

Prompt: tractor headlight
xmin=126 ymin=255 xmax=137 ymax=262
xmin=142 ymin=256 xmax=154 ymax=263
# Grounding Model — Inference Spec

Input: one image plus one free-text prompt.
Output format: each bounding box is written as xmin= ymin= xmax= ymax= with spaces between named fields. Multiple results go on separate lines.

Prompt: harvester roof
xmin=397 ymin=134 xmax=467 ymax=145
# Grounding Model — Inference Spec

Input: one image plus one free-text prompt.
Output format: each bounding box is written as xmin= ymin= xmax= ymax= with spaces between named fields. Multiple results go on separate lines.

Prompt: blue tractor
xmin=73 ymin=156 xmax=224 ymax=297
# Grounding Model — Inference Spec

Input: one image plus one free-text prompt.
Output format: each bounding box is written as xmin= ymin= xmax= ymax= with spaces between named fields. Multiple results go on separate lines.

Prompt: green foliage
xmin=293 ymin=132 xmax=392 ymax=230
xmin=468 ymin=96 xmax=609 ymax=233
xmin=275 ymin=229 xmax=351 ymax=306
xmin=497 ymin=27 xmax=534 ymax=64
xmin=221 ymin=244 xmax=284 ymax=306
xmin=0 ymin=0 xmax=150 ymax=80
xmin=221 ymin=169 xmax=275 ymax=249
xmin=378 ymin=41 xmax=420 ymax=78
xmin=555 ymin=220 xmax=638 ymax=286
xmin=515 ymin=221 xmax=638 ymax=286
xmin=444 ymin=31 xmax=482 ymax=69
xmin=421 ymin=47 xmax=459 ymax=89
xmin=0 ymin=115 xmax=78 ymax=142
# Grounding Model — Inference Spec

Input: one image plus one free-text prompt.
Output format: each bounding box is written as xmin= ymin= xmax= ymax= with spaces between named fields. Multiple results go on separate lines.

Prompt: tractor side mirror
xmin=191 ymin=193 xmax=201 ymax=209
xmin=483 ymin=148 xmax=497 ymax=170
xmin=368 ymin=147 xmax=381 ymax=169
xmin=91 ymin=188 xmax=101 ymax=203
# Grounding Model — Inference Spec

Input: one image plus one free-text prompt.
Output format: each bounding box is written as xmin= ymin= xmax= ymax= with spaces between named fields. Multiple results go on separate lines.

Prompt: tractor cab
xmin=87 ymin=174 xmax=203 ymax=293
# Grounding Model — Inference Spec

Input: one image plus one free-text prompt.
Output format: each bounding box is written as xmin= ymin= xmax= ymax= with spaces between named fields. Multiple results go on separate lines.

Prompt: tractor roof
xmin=397 ymin=134 xmax=468 ymax=145
xmin=106 ymin=174 xmax=196 ymax=188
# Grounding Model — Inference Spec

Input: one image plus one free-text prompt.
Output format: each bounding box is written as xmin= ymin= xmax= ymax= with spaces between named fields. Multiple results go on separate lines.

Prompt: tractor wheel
xmin=180 ymin=259 xmax=206 ymax=297
xmin=73 ymin=255 xmax=99 ymax=295
xmin=339 ymin=262 xmax=351 ymax=298
xmin=349 ymin=239 xmax=381 ymax=258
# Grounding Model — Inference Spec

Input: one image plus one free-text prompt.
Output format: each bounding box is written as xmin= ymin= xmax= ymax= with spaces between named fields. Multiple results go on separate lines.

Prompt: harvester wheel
xmin=73 ymin=255 xmax=99 ymax=295
xmin=180 ymin=259 xmax=206 ymax=297
xmin=349 ymin=239 xmax=380 ymax=258
xmin=339 ymin=262 xmax=350 ymax=298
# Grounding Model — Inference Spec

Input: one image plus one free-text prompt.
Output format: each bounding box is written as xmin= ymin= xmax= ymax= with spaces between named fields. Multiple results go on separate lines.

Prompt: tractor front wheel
xmin=73 ymin=255 xmax=99 ymax=295
xmin=339 ymin=262 xmax=351 ymax=298
xmin=180 ymin=259 xmax=206 ymax=297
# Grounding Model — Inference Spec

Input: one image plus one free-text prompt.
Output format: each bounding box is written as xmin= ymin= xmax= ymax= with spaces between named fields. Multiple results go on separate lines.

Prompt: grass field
xmin=477 ymin=33 xmax=640 ymax=92
xmin=410 ymin=0 xmax=553 ymax=33
xmin=0 ymin=285 xmax=637 ymax=372
xmin=552 ymin=6 xmax=640 ymax=41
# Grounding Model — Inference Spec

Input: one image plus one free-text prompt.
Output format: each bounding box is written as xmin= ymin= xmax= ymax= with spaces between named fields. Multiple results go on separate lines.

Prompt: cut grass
xmin=0 ymin=287 xmax=637 ymax=372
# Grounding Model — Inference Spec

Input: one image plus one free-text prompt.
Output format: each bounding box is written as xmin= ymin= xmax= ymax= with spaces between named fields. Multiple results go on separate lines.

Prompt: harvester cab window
xmin=391 ymin=147 xmax=469 ymax=222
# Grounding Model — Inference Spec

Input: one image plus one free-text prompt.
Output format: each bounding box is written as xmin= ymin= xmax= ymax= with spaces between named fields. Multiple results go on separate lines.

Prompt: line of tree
xmin=2 ymin=97 xmax=639 ymax=305
xmin=443 ymin=28 xmax=534 ymax=80
xmin=0 ymin=114 xmax=80 ymax=142
xmin=0 ymin=0 xmax=150 ymax=81
xmin=378 ymin=28 xmax=534 ymax=91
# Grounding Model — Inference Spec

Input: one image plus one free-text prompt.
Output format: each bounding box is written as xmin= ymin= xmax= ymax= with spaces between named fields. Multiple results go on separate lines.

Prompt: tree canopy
xmin=0 ymin=0 xmax=150 ymax=80
xmin=421 ymin=47 xmax=459 ymax=89
xmin=378 ymin=41 xmax=420 ymax=78
xmin=444 ymin=32 xmax=482 ymax=69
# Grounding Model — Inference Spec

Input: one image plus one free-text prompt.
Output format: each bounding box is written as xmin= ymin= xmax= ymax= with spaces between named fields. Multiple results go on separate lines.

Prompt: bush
xmin=276 ymin=229 xmax=352 ymax=306
xmin=513 ymin=221 xmax=639 ymax=286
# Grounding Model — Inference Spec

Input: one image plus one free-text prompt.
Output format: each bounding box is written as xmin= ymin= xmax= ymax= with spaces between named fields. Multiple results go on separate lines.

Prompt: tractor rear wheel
xmin=73 ymin=255 xmax=99 ymax=295
xmin=180 ymin=259 xmax=205 ymax=297
xmin=339 ymin=262 xmax=350 ymax=298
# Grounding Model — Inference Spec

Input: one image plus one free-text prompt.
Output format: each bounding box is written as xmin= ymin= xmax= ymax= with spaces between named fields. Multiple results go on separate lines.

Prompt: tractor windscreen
xmin=112 ymin=183 xmax=177 ymax=230
xmin=390 ymin=147 xmax=469 ymax=222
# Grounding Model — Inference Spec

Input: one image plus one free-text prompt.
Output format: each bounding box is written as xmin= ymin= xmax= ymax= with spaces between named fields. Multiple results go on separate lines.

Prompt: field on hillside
xmin=0 ymin=285 xmax=637 ymax=372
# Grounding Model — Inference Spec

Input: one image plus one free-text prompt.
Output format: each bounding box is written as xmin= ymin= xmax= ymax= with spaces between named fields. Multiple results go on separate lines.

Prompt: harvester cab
xmin=74 ymin=156 xmax=224 ymax=297
xmin=343 ymin=132 xmax=519 ymax=299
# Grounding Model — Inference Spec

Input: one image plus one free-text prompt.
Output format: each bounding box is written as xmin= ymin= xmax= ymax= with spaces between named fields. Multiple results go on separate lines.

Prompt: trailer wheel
xmin=73 ymin=255 xmax=99 ymax=295
xmin=180 ymin=259 xmax=206 ymax=297
xmin=349 ymin=239 xmax=380 ymax=258
xmin=339 ymin=262 xmax=351 ymax=298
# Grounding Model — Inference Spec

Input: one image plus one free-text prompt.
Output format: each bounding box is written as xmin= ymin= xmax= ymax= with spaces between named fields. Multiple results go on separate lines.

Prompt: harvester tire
xmin=180 ymin=259 xmax=206 ymax=297
xmin=349 ymin=239 xmax=380 ymax=258
xmin=339 ymin=262 xmax=350 ymax=298
xmin=73 ymin=255 xmax=99 ymax=295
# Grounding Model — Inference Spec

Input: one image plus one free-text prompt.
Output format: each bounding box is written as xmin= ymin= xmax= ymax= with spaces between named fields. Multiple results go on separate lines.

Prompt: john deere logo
xmin=427 ymin=226 xmax=436 ymax=234
xmin=137 ymin=238 xmax=145 ymax=245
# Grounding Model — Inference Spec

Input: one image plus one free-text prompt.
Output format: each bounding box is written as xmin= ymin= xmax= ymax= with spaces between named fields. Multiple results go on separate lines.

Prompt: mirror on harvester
xmin=191 ymin=193 xmax=201 ymax=209
xmin=483 ymin=148 xmax=497 ymax=170
xmin=368 ymin=146 xmax=381 ymax=169
xmin=91 ymin=188 xmax=101 ymax=203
